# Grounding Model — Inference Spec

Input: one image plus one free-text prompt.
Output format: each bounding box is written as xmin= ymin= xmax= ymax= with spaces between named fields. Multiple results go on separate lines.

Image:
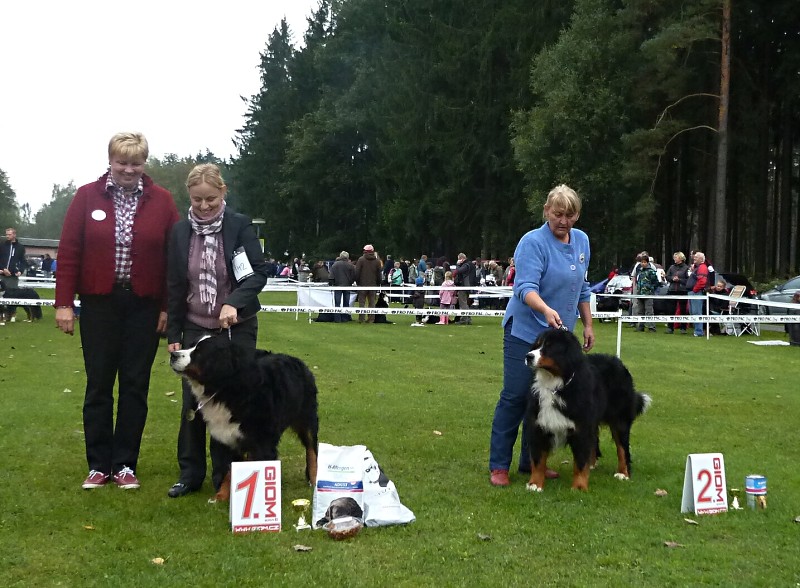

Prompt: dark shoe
xmin=167 ymin=482 xmax=200 ymax=498
xmin=636 ymin=326 xmax=644 ymax=332
xmin=648 ymin=328 xmax=656 ymax=332
xmin=490 ymin=469 xmax=510 ymax=486
xmin=665 ymin=328 xmax=674 ymax=334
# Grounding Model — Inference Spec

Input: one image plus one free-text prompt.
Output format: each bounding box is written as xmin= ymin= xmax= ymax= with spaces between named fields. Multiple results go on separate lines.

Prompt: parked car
xmin=596 ymin=273 xmax=633 ymax=313
xmin=759 ymin=275 xmax=800 ymax=315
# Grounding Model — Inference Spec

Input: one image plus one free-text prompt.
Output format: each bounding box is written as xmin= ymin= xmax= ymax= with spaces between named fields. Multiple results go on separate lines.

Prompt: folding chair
xmin=728 ymin=285 xmax=760 ymax=337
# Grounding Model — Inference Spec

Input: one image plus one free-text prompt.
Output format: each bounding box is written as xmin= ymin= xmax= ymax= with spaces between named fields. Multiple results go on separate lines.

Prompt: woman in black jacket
xmin=165 ymin=163 xmax=268 ymax=499
xmin=665 ymin=251 xmax=690 ymax=334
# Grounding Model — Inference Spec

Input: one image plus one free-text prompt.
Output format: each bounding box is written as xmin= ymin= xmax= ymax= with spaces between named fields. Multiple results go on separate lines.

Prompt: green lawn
xmin=1 ymin=297 xmax=798 ymax=587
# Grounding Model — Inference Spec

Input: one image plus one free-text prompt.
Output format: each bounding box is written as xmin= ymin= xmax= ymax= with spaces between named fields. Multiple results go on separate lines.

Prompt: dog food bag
xmin=362 ymin=449 xmax=416 ymax=527
xmin=312 ymin=443 xmax=366 ymax=529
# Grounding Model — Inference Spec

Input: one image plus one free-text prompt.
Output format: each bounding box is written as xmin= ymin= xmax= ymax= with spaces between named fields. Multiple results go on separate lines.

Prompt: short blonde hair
xmin=543 ymin=184 xmax=581 ymax=219
xmin=673 ymin=251 xmax=686 ymax=262
xmin=186 ymin=163 xmax=226 ymax=191
xmin=445 ymin=271 xmax=453 ymax=280
xmin=108 ymin=132 xmax=148 ymax=161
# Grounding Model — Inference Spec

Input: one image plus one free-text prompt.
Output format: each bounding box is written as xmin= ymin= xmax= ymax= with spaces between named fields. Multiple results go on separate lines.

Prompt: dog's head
xmin=170 ymin=334 xmax=253 ymax=387
xmin=525 ymin=328 xmax=584 ymax=387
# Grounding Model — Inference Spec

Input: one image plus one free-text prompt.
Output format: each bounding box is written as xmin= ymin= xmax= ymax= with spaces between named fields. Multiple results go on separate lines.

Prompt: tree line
xmin=3 ymin=0 xmax=797 ymax=281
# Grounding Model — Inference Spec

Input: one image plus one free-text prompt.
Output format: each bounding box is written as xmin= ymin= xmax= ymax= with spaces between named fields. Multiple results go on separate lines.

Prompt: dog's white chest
xmin=534 ymin=375 xmax=575 ymax=447
xmin=190 ymin=383 xmax=242 ymax=446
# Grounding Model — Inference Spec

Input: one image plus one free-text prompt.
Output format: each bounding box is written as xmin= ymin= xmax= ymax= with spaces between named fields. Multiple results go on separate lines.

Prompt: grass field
xmin=1 ymin=294 xmax=799 ymax=587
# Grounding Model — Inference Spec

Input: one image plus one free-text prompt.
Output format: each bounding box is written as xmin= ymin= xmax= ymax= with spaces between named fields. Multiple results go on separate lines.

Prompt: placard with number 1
xmin=230 ymin=461 xmax=282 ymax=533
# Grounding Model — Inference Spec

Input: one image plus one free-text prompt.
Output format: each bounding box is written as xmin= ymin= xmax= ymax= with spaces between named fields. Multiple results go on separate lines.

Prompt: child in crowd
xmin=437 ymin=271 xmax=456 ymax=325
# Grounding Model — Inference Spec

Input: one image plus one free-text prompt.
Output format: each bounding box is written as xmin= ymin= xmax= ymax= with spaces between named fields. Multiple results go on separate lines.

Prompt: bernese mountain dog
xmin=524 ymin=328 xmax=651 ymax=492
xmin=169 ymin=335 xmax=319 ymax=496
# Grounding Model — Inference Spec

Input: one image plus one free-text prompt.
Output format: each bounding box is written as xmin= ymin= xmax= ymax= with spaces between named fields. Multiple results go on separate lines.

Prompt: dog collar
xmin=197 ymin=393 xmax=217 ymax=411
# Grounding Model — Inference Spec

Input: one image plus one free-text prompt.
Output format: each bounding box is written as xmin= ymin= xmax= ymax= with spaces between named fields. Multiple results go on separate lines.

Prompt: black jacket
xmin=0 ymin=239 xmax=26 ymax=275
xmin=166 ymin=210 xmax=268 ymax=344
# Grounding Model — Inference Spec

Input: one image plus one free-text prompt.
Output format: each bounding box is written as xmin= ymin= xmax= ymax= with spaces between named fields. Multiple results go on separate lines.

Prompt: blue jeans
xmin=489 ymin=321 xmax=532 ymax=472
xmin=689 ymin=292 xmax=705 ymax=336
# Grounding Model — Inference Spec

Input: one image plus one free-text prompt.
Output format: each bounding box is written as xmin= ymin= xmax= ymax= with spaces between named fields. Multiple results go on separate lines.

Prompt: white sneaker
xmin=10 ymin=316 xmax=15 ymax=323
xmin=410 ymin=322 xmax=422 ymax=327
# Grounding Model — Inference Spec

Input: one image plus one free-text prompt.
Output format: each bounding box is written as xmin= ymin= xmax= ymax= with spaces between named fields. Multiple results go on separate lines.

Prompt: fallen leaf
xmin=170 ymin=399 xmax=177 ymax=403
xmin=684 ymin=518 xmax=699 ymax=525
xmin=561 ymin=460 xmax=570 ymax=465
xmin=433 ymin=430 xmax=443 ymax=436
xmin=165 ymin=391 xmax=175 ymax=397
xmin=477 ymin=533 xmax=492 ymax=541
xmin=63 ymin=388 xmax=72 ymax=394
xmin=151 ymin=557 xmax=165 ymax=565
xmin=654 ymin=489 xmax=668 ymax=497
xmin=794 ymin=516 xmax=800 ymax=523
xmin=83 ymin=525 xmax=95 ymax=530
xmin=293 ymin=544 xmax=313 ymax=552
xmin=664 ymin=541 xmax=684 ymax=548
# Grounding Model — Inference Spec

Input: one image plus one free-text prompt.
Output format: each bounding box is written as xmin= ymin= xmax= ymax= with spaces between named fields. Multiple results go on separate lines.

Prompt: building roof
xmin=18 ymin=237 xmax=60 ymax=247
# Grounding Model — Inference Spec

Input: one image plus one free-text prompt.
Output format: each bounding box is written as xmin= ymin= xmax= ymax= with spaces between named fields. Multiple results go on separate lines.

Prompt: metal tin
xmin=745 ymin=475 xmax=767 ymax=509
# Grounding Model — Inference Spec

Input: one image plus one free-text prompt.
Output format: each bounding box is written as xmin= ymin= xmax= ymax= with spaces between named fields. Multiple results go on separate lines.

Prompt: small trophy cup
xmin=292 ymin=498 xmax=311 ymax=531
xmin=730 ymin=488 xmax=743 ymax=510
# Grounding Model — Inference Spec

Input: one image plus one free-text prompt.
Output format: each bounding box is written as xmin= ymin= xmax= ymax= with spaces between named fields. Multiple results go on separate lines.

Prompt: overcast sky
xmin=0 ymin=0 xmax=319 ymax=215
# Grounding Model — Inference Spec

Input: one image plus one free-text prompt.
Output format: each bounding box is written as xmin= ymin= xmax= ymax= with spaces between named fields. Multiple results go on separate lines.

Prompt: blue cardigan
xmin=503 ymin=222 xmax=591 ymax=343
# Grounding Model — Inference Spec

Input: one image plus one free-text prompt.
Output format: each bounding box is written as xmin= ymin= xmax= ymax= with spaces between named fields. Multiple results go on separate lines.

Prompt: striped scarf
xmin=188 ymin=202 xmax=226 ymax=314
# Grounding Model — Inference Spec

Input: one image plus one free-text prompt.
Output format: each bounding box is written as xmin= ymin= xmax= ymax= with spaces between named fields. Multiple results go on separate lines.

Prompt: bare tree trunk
xmin=713 ymin=0 xmax=731 ymax=269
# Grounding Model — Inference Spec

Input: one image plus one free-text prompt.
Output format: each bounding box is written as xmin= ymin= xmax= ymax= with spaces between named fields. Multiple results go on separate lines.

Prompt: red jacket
xmin=55 ymin=173 xmax=179 ymax=307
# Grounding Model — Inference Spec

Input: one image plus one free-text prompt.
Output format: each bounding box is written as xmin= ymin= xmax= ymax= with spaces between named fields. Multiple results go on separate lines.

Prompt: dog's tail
xmin=636 ymin=393 xmax=652 ymax=416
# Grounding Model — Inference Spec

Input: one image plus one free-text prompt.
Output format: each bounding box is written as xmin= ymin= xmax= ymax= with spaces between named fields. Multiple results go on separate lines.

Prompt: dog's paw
xmin=525 ymin=483 xmax=543 ymax=493
xmin=613 ymin=473 xmax=630 ymax=481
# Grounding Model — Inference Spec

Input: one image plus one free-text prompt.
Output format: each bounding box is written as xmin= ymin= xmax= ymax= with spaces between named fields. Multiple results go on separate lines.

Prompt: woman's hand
xmin=167 ymin=342 xmax=182 ymax=353
xmin=156 ymin=311 xmax=168 ymax=333
xmin=219 ymin=304 xmax=238 ymax=329
xmin=55 ymin=307 xmax=74 ymax=336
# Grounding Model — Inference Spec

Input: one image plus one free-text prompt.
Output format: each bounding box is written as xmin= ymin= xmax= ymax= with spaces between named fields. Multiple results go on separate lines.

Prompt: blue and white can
xmin=745 ymin=474 xmax=767 ymax=509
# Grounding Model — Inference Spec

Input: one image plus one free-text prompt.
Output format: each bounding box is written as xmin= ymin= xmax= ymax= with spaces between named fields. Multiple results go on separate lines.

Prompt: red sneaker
xmin=113 ymin=466 xmax=140 ymax=490
xmin=490 ymin=469 xmax=510 ymax=486
xmin=82 ymin=470 xmax=110 ymax=489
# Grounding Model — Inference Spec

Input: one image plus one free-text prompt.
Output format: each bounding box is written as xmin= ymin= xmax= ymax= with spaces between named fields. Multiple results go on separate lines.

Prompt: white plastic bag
xmin=312 ymin=443 xmax=365 ymax=529
xmin=362 ymin=448 xmax=416 ymax=527
xmin=312 ymin=443 xmax=415 ymax=529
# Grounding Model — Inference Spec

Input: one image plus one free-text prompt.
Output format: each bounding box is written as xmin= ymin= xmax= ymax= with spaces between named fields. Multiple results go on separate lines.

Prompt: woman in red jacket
xmin=55 ymin=132 xmax=179 ymax=491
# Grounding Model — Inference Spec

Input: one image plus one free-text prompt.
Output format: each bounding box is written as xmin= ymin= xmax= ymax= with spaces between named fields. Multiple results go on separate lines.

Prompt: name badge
xmin=232 ymin=247 xmax=255 ymax=283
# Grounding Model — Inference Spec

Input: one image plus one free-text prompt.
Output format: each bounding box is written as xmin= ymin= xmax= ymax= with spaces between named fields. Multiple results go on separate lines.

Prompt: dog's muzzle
xmin=170 ymin=349 xmax=191 ymax=374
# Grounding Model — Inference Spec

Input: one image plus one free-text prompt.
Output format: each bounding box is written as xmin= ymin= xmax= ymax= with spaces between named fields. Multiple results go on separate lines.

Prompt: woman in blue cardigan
xmin=488 ymin=184 xmax=595 ymax=486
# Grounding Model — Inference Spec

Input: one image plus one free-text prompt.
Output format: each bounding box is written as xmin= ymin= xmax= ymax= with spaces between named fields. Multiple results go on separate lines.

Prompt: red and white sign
xmin=230 ymin=461 xmax=282 ymax=533
xmin=681 ymin=453 xmax=729 ymax=515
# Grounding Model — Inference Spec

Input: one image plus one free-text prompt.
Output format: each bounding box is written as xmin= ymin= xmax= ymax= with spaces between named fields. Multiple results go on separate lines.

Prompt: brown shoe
xmin=490 ymin=469 xmax=510 ymax=486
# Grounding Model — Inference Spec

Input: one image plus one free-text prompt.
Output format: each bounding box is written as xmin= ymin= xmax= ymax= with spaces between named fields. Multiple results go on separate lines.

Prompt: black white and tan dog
xmin=169 ymin=335 xmax=320 ymax=494
xmin=0 ymin=282 xmax=43 ymax=322
xmin=524 ymin=328 xmax=651 ymax=492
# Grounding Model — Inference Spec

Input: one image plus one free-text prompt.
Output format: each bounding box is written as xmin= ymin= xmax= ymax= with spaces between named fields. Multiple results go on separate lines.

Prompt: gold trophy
xmin=292 ymin=498 xmax=311 ymax=531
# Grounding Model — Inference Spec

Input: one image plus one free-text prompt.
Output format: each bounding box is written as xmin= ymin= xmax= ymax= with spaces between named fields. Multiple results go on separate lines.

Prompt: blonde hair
xmin=445 ymin=271 xmax=453 ymax=280
xmin=108 ymin=132 xmax=148 ymax=161
xmin=543 ymin=184 xmax=581 ymax=219
xmin=673 ymin=251 xmax=686 ymax=262
xmin=186 ymin=163 xmax=226 ymax=191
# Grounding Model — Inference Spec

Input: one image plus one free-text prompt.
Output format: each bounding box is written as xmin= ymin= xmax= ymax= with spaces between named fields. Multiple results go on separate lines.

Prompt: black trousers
xmin=175 ymin=319 xmax=257 ymax=490
xmin=79 ymin=286 xmax=161 ymax=474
